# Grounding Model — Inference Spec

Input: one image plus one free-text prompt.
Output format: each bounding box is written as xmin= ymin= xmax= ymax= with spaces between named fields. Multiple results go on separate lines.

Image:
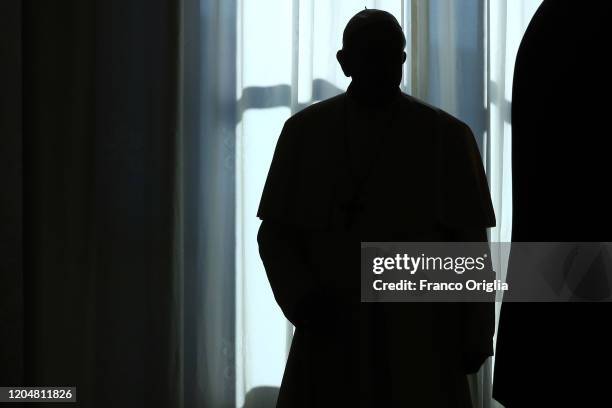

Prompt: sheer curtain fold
xmin=180 ymin=0 xmax=237 ymax=407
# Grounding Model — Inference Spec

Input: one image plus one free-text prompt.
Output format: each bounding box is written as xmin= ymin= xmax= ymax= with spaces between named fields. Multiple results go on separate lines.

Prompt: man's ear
xmin=336 ymin=50 xmax=351 ymax=77
xmin=401 ymin=51 xmax=407 ymax=64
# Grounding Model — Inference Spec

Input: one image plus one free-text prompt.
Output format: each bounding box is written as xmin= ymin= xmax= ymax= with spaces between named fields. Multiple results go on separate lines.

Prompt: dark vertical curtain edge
xmin=20 ymin=0 xmax=182 ymax=405
xmin=173 ymin=0 xmax=186 ymax=407
xmin=0 ymin=0 xmax=23 ymax=386
xmin=181 ymin=0 xmax=237 ymax=406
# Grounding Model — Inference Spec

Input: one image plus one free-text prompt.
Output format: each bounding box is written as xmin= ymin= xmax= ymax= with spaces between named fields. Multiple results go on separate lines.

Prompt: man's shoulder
xmin=398 ymin=92 xmax=471 ymax=133
xmin=283 ymin=91 xmax=471 ymax=134
xmin=285 ymin=93 xmax=345 ymax=127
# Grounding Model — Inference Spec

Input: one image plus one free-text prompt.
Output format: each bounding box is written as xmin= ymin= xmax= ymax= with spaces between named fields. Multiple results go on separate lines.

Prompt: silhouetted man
xmin=493 ymin=1 xmax=611 ymax=406
xmin=257 ymin=9 xmax=496 ymax=407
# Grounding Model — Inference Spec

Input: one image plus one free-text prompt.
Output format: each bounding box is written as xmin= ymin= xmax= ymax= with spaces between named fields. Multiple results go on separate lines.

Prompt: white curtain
xmin=485 ymin=2 xmax=541 ymax=407
xmin=234 ymin=1 xmax=542 ymax=407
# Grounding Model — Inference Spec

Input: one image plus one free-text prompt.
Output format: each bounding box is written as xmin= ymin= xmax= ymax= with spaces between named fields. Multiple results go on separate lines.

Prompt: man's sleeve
xmin=436 ymin=117 xmax=497 ymax=373
xmin=256 ymin=119 xmax=320 ymax=327
xmin=257 ymin=220 xmax=318 ymax=327
xmin=462 ymin=230 xmax=496 ymax=373
xmin=436 ymin=117 xmax=496 ymax=229
xmin=257 ymin=119 xmax=298 ymax=224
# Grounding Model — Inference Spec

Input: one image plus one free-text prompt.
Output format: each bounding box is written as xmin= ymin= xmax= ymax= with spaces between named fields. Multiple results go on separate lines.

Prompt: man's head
xmin=337 ymin=9 xmax=406 ymax=95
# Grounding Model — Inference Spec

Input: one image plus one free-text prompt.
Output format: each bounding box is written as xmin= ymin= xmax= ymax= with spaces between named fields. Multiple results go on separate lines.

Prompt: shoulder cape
xmin=257 ymin=93 xmax=496 ymax=231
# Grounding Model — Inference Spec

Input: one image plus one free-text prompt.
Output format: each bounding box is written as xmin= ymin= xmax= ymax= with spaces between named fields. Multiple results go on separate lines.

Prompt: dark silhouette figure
xmin=257 ymin=9 xmax=496 ymax=407
xmin=493 ymin=1 xmax=611 ymax=406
